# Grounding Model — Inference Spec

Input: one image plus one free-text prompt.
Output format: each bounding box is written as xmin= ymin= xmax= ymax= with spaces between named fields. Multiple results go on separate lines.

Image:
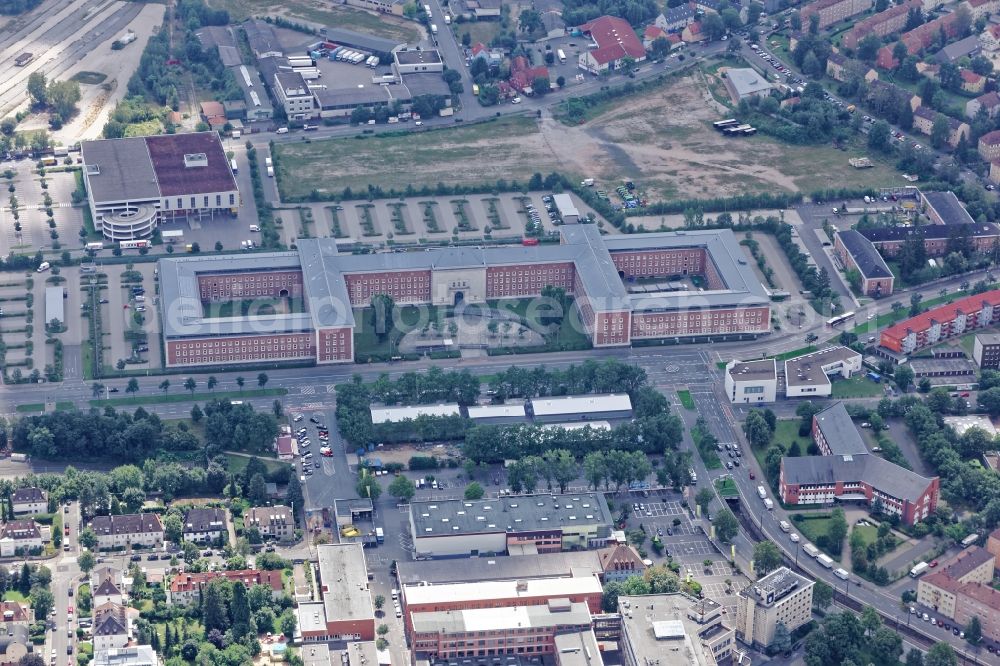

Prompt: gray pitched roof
xmin=924 ymin=191 xmax=976 ymax=225
xmin=837 ymin=229 xmax=892 ymax=280
xmin=814 ymin=402 xmax=868 ymax=456
xmin=781 ymin=454 xmax=937 ymax=503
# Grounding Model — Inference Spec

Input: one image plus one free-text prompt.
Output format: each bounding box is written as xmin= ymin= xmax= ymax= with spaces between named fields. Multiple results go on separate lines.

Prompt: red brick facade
xmin=486 ymin=263 xmax=575 ymax=299
xmin=506 ymin=529 xmax=563 ymax=553
xmin=595 ymin=311 xmax=631 ymax=346
xmin=780 ymin=472 xmax=939 ymax=525
xmin=197 ymin=271 xmax=303 ymax=301
xmin=630 ymin=306 xmax=770 ymax=338
xmin=317 ymin=327 xmax=353 ymax=362
xmin=344 ymin=269 xmax=432 ymax=305
xmin=166 ymin=333 xmax=315 ymax=366
xmin=611 ymin=249 xmax=706 ymax=278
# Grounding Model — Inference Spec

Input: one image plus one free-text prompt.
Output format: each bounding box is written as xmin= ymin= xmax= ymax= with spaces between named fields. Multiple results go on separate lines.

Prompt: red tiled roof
xmin=578 ymin=15 xmax=645 ymax=65
xmin=989 ymin=24 xmax=1000 ymax=38
xmin=644 ymin=25 xmax=667 ymax=40
xmin=200 ymin=101 xmax=225 ymax=119
xmin=980 ymin=129 xmax=1000 ymax=146
xmin=962 ymin=70 xmax=984 ymax=83
xmin=276 ymin=434 xmax=293 ymax=456
xmin=881 ymin=290 xmax=1000 ymax=346
xmin=169 ymin=569 xmax=283 ymax=594
xmin=687 ymin=20 xmax=702 ymax=35
xmin=471 ymin=42 xmax=487 ymax=56
xmin=666 ymin=33 xmax=681 ymax=43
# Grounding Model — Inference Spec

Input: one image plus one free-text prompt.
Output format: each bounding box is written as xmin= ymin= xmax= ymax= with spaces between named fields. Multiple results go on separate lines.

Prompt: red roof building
xmin=509 ymin=56 xmax=549 ymax=93
xmin=876 ymin=13 xmax=959 ymax=68
xmin=276 ymin=434 xmax=294 ymax=459
xmin=168 ymin=569 xmax=284 ymax=605
xmin=643 ymin=25 xmax=668 ymax=48
xmin=880 ymin=290 xmax=1000 ymax=354
xmin=577 ymin=15 xmax=646 ymax=73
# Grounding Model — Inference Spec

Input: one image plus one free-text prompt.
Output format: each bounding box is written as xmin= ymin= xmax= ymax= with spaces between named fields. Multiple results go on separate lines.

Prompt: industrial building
xmin=392 ymin=48 xmax=444 ymax=74
xmin=158 ymin=226 xmax=770 ymax=368
xmin=370 ymin=403 xmax=461 ymax=423
xmin=723 ymin=68 xmax=774 ymax=103
xmin=833 ymin=230 xmax=894 ymax=297
xmin=784 ymin=346 xmax=863 ymax=398
xmin=81 ymin=132 xmax=239 ymax=241
xmin=734 ymin=568 xmax=814 ymax=649
xmin=297 ymin=544 xmax=375 ymax=642
xmin=880 ymin=289 xmax=1000 ymax=354
xmin=408 ymin=493 xmax=615 ymax=559
xmin=466 ymin=403 xmax=528 ymax=424
xmin=619 ymin=594 xmax=735 ymax=666
xmin=724 ymin=359 xmax=777 ymax=404
xmin=395 ymin=551 xmax=605 ymax=586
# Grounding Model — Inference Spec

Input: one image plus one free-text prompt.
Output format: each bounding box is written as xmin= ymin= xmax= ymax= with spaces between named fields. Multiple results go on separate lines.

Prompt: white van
xmin=36 ymin=262 xmax=50 ymax=273
xmin=249 ymin=225 xmax=260 ymax=232
xmin=834 ymin=568 xmax=850 ymax=580
xmin=779 ymin=520 xmax=790 ymax=533
xmin=276 ymin=127 xmax=289 ymax=134
xmin=763 ymin=498 xmax=774 ymax=511
xmin=757 ymin=485 xmax=767 ymax=499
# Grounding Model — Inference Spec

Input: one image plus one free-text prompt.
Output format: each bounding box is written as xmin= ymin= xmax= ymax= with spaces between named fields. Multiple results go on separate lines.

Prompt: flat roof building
xmin=81 ymin=132 xmax=238 ymax=241
xmin=393 ymin=48 xmax=444 ymax=74
xmin=943 ymin=414 xmax=997 ymax=437
xmin=298 ymin=544 xmax=375 ymax=642
xmin=553 ymin=193 xmax=580 ymax=224
xmin=530 ymin=393 xmax=632 ymax=422
xmin=784 ymin=346 xmax=863 ymax=398
xmin=395 ymin=551 xmax=603 ymax=586
xmin=974 ymin=332 xmax=1000 ymax=369
xmin=723 ymin=67 xmax=773 ymax=103
xmin=322 ymin=27 xmax=404 ymax=56
xmin=45 ymin=286 xmax=64 ymax=326
xmin=735 ymin=568 xmax=813 ymax=649
xmin=370 ymin=403 xmax=461 ymax=424
xmin=834 ymin=230 xmax=894 ymax=298
xmin=724 ymin=359 xmax=777 ymax=404
xmin=408 ymin=493 xmax=614 ymax=559
xmin=466 ymin=402 xmax=528 ymax=424
xmin=619 ymin=594 xmax=735 ymax=666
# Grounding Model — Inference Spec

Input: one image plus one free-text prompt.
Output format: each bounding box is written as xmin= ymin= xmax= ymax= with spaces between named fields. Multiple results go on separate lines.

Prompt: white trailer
xmin=802 ymin=543 xmax=820 ymax=558
xmin=816 ymin=554 xmax=834 ymax=569
xmin=351 ymin=52 xmax=366 ymax=64
xmin=296 ymin=68 xmax=322 ymax=79
xmin=288 ymin=56 xmax=314 ymax=67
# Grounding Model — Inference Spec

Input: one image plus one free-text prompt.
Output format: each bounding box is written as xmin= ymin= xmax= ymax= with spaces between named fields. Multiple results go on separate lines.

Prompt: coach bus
xmin=119 ymin=239 xmax=150 ymax=250
xmin=826 ymin=311 xmax=856 ymax=327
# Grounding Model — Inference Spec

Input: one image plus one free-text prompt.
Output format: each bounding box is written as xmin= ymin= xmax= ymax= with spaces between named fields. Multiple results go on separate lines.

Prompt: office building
xmin=973 ymin=333 xmax=1000 ymax=369
xmin=734 ymin=568 xmax=814 ymax=649
xmin=724 ymin=359 xmax=777 ymax=404
xmin=619 ymin=593 xmax=735 ymax=666
xmin=784 ymin=346 xmax=862 ymax=398
xmin=833 ymin=230 xmax=893 ymax=297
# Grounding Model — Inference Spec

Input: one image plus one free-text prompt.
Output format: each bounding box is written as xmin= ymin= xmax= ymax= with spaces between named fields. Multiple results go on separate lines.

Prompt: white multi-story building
xmin=93 ymin=602 xmax=129 ymax=652
xmin=724 ymin=359 xmax=777 ymax=404
xmin=90 ymin=514 xmax=164 ymax=551
xmin=274 ymin=71 xmax=314 ymax=120
xmin=734 ymin=568 xmax=814 ymax=648
xmin=10 ymin=488 xmax=46 ymax=516
xmin=784 ymin=346 xmax=863 ymax=398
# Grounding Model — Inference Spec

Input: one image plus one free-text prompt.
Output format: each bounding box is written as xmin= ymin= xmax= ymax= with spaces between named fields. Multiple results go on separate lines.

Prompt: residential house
xmin=0 ymin=521 xmax=41 ymax=557
xmin=961 ymin=69 xmax=986 ymax=94
xmin=90 ymin=514 xmax=164 ymax=551
xmin=461 ymin=0 xmax=502 ymax=19
xmin=577 ymin=16 xmax=646 ymax=74
xmin=93 ymin=646 xmax=160 ymax=666
xmin=199 ymin=101 xmax=226 ymax=129
xmin=182 ymin=507 xmax=227 ymax=545
xmin=244 ymin=505 xmax=295 ymax=541
xmin=936 ymin=35 xmax=982 ymax=63
xmin=597 ymin=543 xmax=647 ymax=582
xmin=93 ymin=602 xmax=129 ymax=652
xmin=643 ymin=25 xmax=669 ymax=49
xmin=694 ymin=0 xmax=723 ymax=12
xmin=965 ymin=0 xmax=1000 ymax=20
xmin=0 ymin=602 xmax=30 ymax=625
xmin=865 ymin=79 xmax=922 ymax=113
xmin=788 ymin=31 xmax=807 ymax=52
xmin=981 ymin=24 xmax=1000 ymax=52
xmin=92 ymin=575 xmax=127 ymax=608
xmin=912 ymin=107 xmax=969 ymax=147
xmin=0 ymin=625 xmax=28 ymax=665
xmin=876 ymin=12 xmax=960 ymax=68
xmin=841 ymin=0 xmax=922 ymax=50
xmin=917 ymin=61 xmax=940 ymax=81
xmin=826 ymin=52 xmax=877 ymax=82
xmin=655 ymin=4 xmax=696 ymax=32
xmin=801 ymin=0 xmax=873 ymax=30
xmin=10 ymin=488 xmax=46 ymax=516
xmin=509 ymin=56 xmax=549 ymax=94
xmin=979 ymin=129 xmax=1000 ymax=160
xmin=966 ymin=91 xmax=1000 ymax=119
xmin=167 ymin=569 xmax=284 ymax=605
xmin=682 ymin=21 xmax=705 ymax=43
xmin=988 ymin=161 xmax=1000 ymax=185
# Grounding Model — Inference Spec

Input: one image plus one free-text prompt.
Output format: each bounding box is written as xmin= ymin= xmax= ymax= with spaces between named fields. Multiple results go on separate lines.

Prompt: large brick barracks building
xmin=158 ymin=226 xmax=770 ymax=367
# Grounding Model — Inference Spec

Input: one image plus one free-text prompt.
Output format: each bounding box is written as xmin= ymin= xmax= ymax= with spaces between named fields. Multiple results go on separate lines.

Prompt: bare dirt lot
xmin=277 ymin=74 xmax=905 ymax=202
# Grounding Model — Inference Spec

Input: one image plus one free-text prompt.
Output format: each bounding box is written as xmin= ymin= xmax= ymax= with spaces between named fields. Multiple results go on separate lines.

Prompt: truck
xmin=297 ymin=68 xmax=321 ymax=80
xmin=757 ymin=485 xmax=767 ymax=499
xmin=266 ymin=165 xmax=274 ymax=177
xmin=439 ymin=107 xmax=454 ymax=116
xmin=375 ymin=527 xmax=384 ymax=544
xmin=352 ymin=52 xmax=366 ymax=64
xmin=230 ymin=158 xmax=238 ymax=174
xmin=557 ymin=48 xmax=567 ymax=64
xmin=763 ymin=498 xmax=774 ymax=511
xmin=9 ymin=453 xmax=28 ymax=462
xmin=910 ymin=562 xmax=930 ymax=577
xmin=265 ymin=156 xmax=273 ymax=167
xmin=816 ymin=554 xmax=835 ymax=569
xmin=85 ymin=242 xmax=105 ymax=251
xmin=14 ymin=53 xmax=33 ymax=67
xmin=581 ymin=178 xmax=595 ymax=187
xmin=834 ymin=567 xmax=850 ymax=580
xmin=802 ymin=543 xmax=820 ymax=558
xmin=36 ymin=262 xmax=50 ymax=273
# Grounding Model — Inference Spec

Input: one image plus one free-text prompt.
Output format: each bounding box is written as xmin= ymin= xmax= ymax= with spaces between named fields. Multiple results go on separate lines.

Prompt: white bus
xmin=557 ymin=48 xmax=566 ymax=64
xmin=119 ymin=240 xmax=150 ymax=249
xmin=85 ymin=242 xmax=105 ymax=251
xmin=230 ymin=158 xmax=238 ymax=174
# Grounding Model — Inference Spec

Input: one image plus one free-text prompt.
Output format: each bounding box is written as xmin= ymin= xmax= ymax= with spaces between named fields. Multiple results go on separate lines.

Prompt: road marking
xmin=326 ymin=384 xmax=337 ymax=393
xmin=300 ymin=386 xmax=315 ymax=395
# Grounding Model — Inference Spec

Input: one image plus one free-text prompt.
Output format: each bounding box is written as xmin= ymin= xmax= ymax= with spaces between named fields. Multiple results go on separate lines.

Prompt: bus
xmin=85 ymin=242 xmax=104 ymax=251
xmin=230 ymin=158 xmax=238 ymax=174
xmin=472 ymin=83 xmax=480 ymax=96
xmin=826 ymin=311 xmax=856 ymax=327
xmin=557 ymin=48 xmax=566 ymax=64
xmin=961 ymin=533 xmax=980 ymax=547
xmin=713 ymin=119 xmax=739 ymax=130
xmin=119 ymin=239 xmax=150 ymax=250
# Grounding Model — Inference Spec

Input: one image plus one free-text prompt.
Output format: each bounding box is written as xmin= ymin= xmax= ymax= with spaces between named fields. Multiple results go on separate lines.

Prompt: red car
xmin=930 ymin=560 xmax=939 ymax=568
xmin=961 ymin=392 xmax=970 ymax=398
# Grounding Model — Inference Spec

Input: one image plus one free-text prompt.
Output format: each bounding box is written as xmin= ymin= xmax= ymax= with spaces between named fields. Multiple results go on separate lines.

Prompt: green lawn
xmin=2 ymin=591 xmax=26 ymax=602
xmin=693 ymin=428 xmax=723 ymax=471
xmin=224 ymin=453 xmax=291 ymax=476
xmin=830 ymin=375 xmax=883 ymax=398
xmin=792 ymin=513 xmax=841 ymax=560
xmin=714 ymin=477 xmax=738 ymax=498
xmin=772 ymin=420 xmax=812 ymax=453
xmin=203 ymin=297 xmax=305 ymax=318
xmin=676 ymin=390 xmax=696 ymax=410
xmin=852 ymin=524 xmax=879 ymax=547
xmin=89 ymin=387 xmax=286 ymax=407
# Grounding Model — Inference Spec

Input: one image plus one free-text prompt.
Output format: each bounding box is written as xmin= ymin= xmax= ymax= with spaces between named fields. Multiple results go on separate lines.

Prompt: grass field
xmin=455 ymin=20 xmax=502 ymax=47
xmin=852 ymin=524 xmax=878 ymax=547
xmin=792 ymin=513 xmax=841 ymax=560
xmin=772 ymin=420 xmax=812 ymax=453
xmin=676 ymin=389 xmax=696 ymax=410
xmin=274 ymin=116 xmax=566 ymax=199
xmin=830 ymin=375 xmax=883 ymax=398
xmin=714 ymin=477 xmax=738 ymax=498
xmin=224 ymin=452 xmax=291 ymax=476
xmin=204 ymin=297 xmax=305 ymax=318
xmin=90 ymin=388 xmax=286 ymax=407
xmin=207 ymin=0 xmax=420 ymax=42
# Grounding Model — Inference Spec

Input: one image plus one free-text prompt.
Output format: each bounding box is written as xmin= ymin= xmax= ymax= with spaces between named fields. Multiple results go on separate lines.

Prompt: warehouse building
xmin=724 ymin=359 xmax=777 ymax=404
xmin=81 ymin=132 xmax=239 ymax=241
xmin=408 ymin=493 xmax=614 ymax=559
xmin=880 ymin=289 xmax=1000 ymax=354
xmin=466 ymin=403 xmax=528 ymax=425
xmin=530 ymin=393 xmax=633 ymax=422
xmin=158 ymin=227 xmax=769 ymax=368
xmin=833 ymin=230 xmax=894 ymax=297
xmin=392 ymin=48 xmax=444 ymax=75
xmin=784 ymin=346 xmax=863 ymax=398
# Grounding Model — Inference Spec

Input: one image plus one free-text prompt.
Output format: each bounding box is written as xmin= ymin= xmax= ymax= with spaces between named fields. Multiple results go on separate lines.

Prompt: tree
xmin=743 ymin=410 xmax=772 ymax=449
xmin=713 ymin=509 xmax=738 ymax=542
xmin=753 ymin=541 xmax=782 ymax=575
xmin=702 ymin=12 xmax=725 ymax=40
xmin=280 ymin=609 xmax=297 ymax=638
xmin=868 ymin=120 xmax=891 ymax=151
xmin=46 ymin=80 xmax=81 ymax=119
xmin=463 ymin=481 xmax=484 ymax=500
xmin=532 ymin=76 xmax=551 ymax=94
xmin=257 ymin=373 xmax=268 ymax=388
xmin=388 ymin=475 xmax=416 ymax=502
xmin=184 ymin=377 xmax=197 ymax=395
xmin=930 ymin=114 xmax=950 ymax=150
xmin=772 ymin=621 xmax=792 ymax=654
xmin=208 ymin=376 xmax=218 ymax=391
xmin=964 ymin=615 xmax=982 ymax=645
xmin=812 ymin=580 xmax=833 ymax=611
xmin=236 ymin=377 xmax=245 ymax=393
xmin=18 ymin=656 xmax=46 ymax=666
xmin=231 ymin=582 xmax=252 ymax=639
xmin=159 ymin=379 xmax=171 ymax=395
xmin=870 ymin=626 xmax=903 ymax=665
xmin=202 ymin=579 xmax=229 ymax=633
xmin=26 ymin=72 xmax=47 ymax=107
xmin=77 ymin=550 xmax=95 ymax=576
xmin=924 ymin=643 xmax=957 ymax=666
xmin=374 ymin=594 xmax=385 ymax=610
xmin=78 ymin=527 xmax=97 ymax=550
xmin=286 ymin=474 xmax=304 ymax=516
xmin=163 ymin=513 xmax=183 ymax=543
xmin=695 ymin=487 xmax=714 ymax=516
xmin=126 ymin=378 xmax=139 ymax=395
xmin=828 ymin=508 xmax=848 ymax=555
xmin=357 ymin=472 xmax=382 ymax=501
xmin=29 ymin=587 xmax=53 ymax=620
xmin=894 ymin=365 xmax=914 ymax=392
xmin=544 ymin=449 xmax=578 ymax=493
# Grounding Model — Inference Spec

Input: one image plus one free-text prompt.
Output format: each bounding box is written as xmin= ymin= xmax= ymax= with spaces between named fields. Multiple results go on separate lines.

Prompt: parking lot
xmin=0 ymin=167 xmax=84 ymax=258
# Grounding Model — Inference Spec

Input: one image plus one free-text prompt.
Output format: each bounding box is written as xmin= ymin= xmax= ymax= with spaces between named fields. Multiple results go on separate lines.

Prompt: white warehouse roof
xmin=370 ymin=403 xmax=461 ymax=424
xmin=530 ymin=393 xmax=632 ymax=417
xmin=541 ymin=421 xmax=611 ymax=431
xmin=553 ymin=193 xmax=580 ymax=219
xmin=467 ymin=403 xmax=527 ymax=420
